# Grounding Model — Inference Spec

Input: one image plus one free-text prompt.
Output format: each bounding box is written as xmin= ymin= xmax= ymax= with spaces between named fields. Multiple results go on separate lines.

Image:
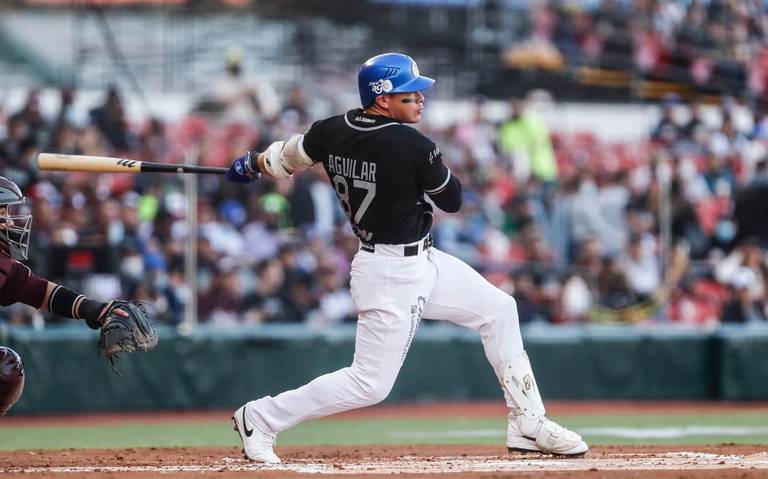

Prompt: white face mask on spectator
xmin=55 ymin=226 xmax=78 ymax=247
xmin=120 ymin=255 xmax=144 ymax=279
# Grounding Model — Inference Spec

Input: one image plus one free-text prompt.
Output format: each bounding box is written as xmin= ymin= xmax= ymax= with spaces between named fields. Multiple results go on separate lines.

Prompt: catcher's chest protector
xmin=0 ymin=346 xmax=25 ymax=415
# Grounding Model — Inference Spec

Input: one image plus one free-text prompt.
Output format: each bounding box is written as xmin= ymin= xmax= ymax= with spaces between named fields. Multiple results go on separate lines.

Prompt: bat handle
xmin=176 ymin=165 xmax=228 ymax=175
xmin=139 ymin=163 xmax=229 ymax=175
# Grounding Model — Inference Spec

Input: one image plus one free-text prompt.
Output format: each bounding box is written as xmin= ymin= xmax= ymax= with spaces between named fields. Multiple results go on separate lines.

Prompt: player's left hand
xmin=97 ymin=300 xmax=159 ymax=375
xmin=226 ymin=152 xmax=260 ymax=184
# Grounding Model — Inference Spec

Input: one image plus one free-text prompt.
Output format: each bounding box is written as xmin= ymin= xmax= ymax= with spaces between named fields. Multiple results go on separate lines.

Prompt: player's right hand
xmin=225 ymin=152 xmax=260 ymax=184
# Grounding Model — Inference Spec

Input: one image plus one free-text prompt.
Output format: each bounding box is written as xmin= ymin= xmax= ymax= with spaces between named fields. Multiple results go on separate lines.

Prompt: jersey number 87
xmin=332 ymin=174 xmax=375 ymax=242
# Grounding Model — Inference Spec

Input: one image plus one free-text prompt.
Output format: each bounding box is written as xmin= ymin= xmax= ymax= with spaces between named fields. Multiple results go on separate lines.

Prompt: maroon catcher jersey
xmin=0 ymin=257 xmax=47 ymax=308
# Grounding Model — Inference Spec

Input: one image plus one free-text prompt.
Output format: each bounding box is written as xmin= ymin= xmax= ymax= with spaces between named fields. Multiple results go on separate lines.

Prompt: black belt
xmin=361 ymin=234 xmax=433 ymax=256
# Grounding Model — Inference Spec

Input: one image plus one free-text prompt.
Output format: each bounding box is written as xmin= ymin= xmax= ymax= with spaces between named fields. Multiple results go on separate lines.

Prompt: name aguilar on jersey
xmin=301 ymin=108 xmax=463 ymax=246
xmin=327 ymin=155 xmax=377 ymax=182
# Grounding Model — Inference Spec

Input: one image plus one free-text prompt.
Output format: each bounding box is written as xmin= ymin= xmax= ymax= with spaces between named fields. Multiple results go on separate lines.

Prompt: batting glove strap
xmin=244 ymin=151 xmax=262 ymax=176
xmin=226 ymin=152 xmax=260 ymax=183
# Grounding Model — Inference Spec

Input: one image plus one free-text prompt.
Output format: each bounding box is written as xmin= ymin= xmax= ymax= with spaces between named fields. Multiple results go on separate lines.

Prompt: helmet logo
xmin=369 ymin=79 xmax=393 ymax=95
xmin=412 ymin=61 xmax=420 ymax=77
xmin=383 ymin=67 xmax=400 ymax=78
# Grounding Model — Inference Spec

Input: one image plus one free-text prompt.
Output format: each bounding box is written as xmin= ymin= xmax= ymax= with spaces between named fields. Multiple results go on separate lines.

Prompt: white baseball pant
xmin=246 ymin=239 xmax=524 ymax=434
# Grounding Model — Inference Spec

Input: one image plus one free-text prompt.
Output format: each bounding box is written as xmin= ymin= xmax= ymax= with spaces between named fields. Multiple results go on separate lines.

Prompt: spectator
xmin=9 ymin=90 xmax=46 ymax=145
xmin=714 ymin=237 xmax=767 ymax=302
xmin=596 ymin=254 xmax=640 ymax=310
xmin=570 ymin=172 xmax=625 ymax=256
xmin=1 ymin=117 xmax=32 ymax=166
xmin=599 ymin=171 xmax=630 ymax=235
xmin=498 ymin=96 xmax=558 ymax=186
xmin=307 ymin=261 xmax=355 ymax=327
xmin=241 ymin=258 xmax=286 ymax=324
xmin=89 ymin=87 xmax=136 ymax=152
xmin=198 ymin=264 xmax=243 ymax=326
xmin=620 ymin=233 xmax=659 ymax=301
xmin=204 ymin=47 xmax=280 ymax=125
xmin=560 ymin=272 xmax=592 ymax=323
xmin=453 ymin=96 xmax=498 ymax=167
xmin=733 ymin=163 xmax=768 ymax=246
xmin=138 ymin=117 xmax=170 ymax=163
xmin=281 ymin=86 xmax=310 ymax=130
xmin=709 ymin=114 xmax=749 ymax=163
xmin=720 ymin=268 xmax=768 ymax=323
xmin=681 ymin=100 xmax=709 ymax=142
xmin=508 ymin=270 xmax=548 ymax=324
xmin=242 ymin=204 xmax=282 ymax=265
xmin=651 ymin=99 xmax=683 ymax=145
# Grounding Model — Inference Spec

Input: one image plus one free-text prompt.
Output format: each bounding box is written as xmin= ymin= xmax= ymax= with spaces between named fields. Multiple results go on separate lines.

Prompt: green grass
xmin=1 ymin=412 xmax=767 ymax=450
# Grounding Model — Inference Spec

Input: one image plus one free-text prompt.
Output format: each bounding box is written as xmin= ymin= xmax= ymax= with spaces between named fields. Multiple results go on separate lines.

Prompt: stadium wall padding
xmin=5 ymin=324 xmax=765 ymax=413
xmin=717 ymin=327 xmax=768 ymax=400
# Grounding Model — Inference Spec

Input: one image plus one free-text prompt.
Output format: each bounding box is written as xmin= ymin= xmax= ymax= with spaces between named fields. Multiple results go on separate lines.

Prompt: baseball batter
xmin=226 ymin=53 xmax=588 ymax=463
xmin=0 ymin=176 xmax=154 ymax=414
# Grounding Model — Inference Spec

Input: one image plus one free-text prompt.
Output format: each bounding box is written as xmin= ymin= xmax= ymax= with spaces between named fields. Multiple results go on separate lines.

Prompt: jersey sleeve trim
xmin=424 ymin=169 xmax=452 ymax=194
xmin=344 ymin=114 xmax=400 ymax=131
xmin=47 ymin=285 xmax=61 ymax=312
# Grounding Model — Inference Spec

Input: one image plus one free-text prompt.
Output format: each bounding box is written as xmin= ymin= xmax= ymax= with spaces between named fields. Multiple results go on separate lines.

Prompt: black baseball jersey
xmin=302 ymin=109 xmax=460 ymax=244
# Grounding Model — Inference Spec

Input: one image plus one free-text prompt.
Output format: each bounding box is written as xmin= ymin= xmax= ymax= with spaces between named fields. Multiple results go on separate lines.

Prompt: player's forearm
xmin=253 ymin=152 xmax=277 ymax=179
xmin=253 ymin=134 xmax=315 ymax=179
xmin=428 ymin=175 xmax=462 ymax=213
xmin=41 ymin=281 xmax=108 ymax=329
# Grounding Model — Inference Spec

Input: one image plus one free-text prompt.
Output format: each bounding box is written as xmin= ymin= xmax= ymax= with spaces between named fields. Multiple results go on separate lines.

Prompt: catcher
xmin=0 ymin=176 xmax=157 ymax=415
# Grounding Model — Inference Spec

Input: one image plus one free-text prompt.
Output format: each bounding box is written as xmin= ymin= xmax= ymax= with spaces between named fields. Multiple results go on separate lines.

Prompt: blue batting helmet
xmin=358 ymin=53 xmax=435 ymax=107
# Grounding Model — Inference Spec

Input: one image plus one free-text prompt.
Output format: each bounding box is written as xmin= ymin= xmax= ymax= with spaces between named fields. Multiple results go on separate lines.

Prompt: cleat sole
xmin=508 ymin=447 xmax=587 ymax=458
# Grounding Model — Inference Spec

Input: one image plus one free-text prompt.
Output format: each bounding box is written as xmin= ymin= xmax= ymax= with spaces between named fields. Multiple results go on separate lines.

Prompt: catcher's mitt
xmin=98 ymin=301 xmax=158 ymax=374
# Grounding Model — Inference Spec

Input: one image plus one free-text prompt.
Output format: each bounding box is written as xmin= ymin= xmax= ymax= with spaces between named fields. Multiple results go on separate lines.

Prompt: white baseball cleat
xmin=507 ymin=414 xmax=588 ymax=456
xmin=232 ymin=404 xmax=281 ymax=464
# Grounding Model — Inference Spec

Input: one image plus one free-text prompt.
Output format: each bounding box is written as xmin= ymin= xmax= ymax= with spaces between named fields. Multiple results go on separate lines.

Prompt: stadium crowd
xmin=1 ymin=63 xmax=768 ymax=328
xmin=504 ymin=0 xmax=768 ymax=100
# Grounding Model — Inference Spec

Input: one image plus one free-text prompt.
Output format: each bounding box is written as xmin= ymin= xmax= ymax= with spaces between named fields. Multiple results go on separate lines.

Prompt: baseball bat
xmin=37 ymin=153 xmax=228 ymax=175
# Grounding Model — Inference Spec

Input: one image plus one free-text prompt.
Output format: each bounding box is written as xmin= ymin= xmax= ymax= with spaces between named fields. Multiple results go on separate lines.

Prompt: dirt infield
xmin=1 ymin=444 xmax=767 ymax=478
xmin=3 ymin=402 xmax=768 ymax=477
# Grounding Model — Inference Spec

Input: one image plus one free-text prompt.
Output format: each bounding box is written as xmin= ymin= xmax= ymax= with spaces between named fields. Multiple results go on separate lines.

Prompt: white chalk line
xmin=393 ymin=426 xmax=768 ymax=440
xmin=4 ymin=452 xmax=768 ymax=474
xmin=581 ymin=426 xmax=768 ymax=439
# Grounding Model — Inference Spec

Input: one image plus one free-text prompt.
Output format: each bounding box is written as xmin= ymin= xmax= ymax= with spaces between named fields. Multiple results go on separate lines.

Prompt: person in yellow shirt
xmin=498 ymin=98 xmax=558 ymax=186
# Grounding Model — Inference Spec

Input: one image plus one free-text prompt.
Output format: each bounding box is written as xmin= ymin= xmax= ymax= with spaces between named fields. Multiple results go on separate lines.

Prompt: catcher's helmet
xmin=358 ymin=53 xmax=435 ymax=108
xmin=0 ymin=176 xmax=32 ymax=261
xmin=0 ymin=346 xmax=25 ymax=415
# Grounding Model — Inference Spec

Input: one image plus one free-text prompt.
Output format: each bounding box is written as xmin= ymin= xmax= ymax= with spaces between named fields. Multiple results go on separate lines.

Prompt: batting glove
xmin=226 ymin=151 xmax=261 ymax=183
